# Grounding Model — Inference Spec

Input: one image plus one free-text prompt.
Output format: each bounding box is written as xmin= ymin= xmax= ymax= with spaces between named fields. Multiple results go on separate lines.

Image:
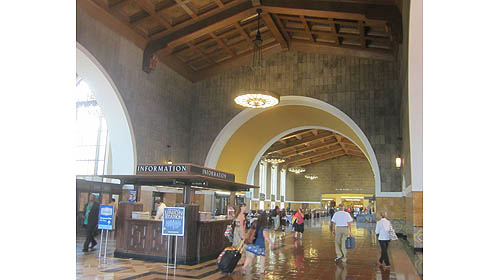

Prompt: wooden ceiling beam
xmin=134 ymin=0 xmax=172 ymax=30
xmin=108 ymin=0 xmax=134 ymax=10
xmin=334 ymin=135 xmax=348 ymax=155
xmin=327 ymin=18 xmax=340 ymax=46
xmin=299 ymin=15 xmax=315 ymax=42
xmin=186 ymin=41 xmax=218 ymax=65
xmin=281 ymin=139 xmax=341 ymax=159
xmin=260 ymin=0 xmax=402 ymax=43
xmin=167 ymin=8 xmax=256 ymax=49
xmin=290 ymin=150 xmax=346 ymax=167
xmin=149 ymin=0 xmax=250 ymax=40
xmin=287 ymin=147 xmax=345 ymax=166
xmin=214 ymin=0 xmax=224 ymax=8
xmin=174 ymin=0 xmax=197 ymax=18
xmin=191 ymin=41 xmax=283 ymax=81
xmin=210 ymin=32 xmax=236 ymax=57
xmin=234 ymin=21 xmax=254 ymax=46
xmin=267 ymin=131 xmax=335 ymax=154
xmin=262 ymin=13 xmax=288 ymax=49
xmin=289 ymin=39 xmax=394 ymax=61
xmin=359 ymin=20 xmax=366 ymax=48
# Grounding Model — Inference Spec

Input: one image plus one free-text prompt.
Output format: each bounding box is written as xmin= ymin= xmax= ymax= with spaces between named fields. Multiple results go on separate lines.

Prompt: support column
xmin=183 ymin=186 xmax=194 ymax=204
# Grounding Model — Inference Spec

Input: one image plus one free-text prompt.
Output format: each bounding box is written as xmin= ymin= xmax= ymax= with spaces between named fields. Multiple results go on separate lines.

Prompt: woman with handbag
xmin=375 ymin=212 xmax=397 ymax=270
xmin=293 ymin=208 xmax=305 ymax=240
xmin=242 ymin=212 xmax=275 ymax=274
xmin=232 ymin=203 xmax=247 ymax=264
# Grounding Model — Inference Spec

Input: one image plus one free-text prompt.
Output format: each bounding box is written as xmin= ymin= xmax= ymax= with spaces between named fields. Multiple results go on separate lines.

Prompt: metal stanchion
xmin=103 ymin=230 xmax=109 ymax=263
xmin=173 ymin=236 xmax=177 ymax=269
xmin=98 ymin=229 xmax=104 ymax=258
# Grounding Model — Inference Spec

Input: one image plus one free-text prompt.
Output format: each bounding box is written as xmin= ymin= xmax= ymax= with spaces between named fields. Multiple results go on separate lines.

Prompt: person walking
xmin=82 ymin=194 xmax=100 ymax=252
xmin=293 ymin=208 xmax=305 ymax=240
xmin=242 ymin=212 xmax=275 ymax=274
xmin=331 ymin=204 xmax=353 ymax=264
xmin=273 ymin=206 xmax=280 ymax=231
xmin=232 ymin=203 xmax=247 ymax=264
xmin=375 ymin=212 xmax=394 ymax=270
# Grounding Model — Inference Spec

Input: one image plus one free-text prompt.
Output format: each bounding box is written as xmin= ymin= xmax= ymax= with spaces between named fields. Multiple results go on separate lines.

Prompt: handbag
xmin=389 ymin=228 xmax=398 ymax=241
xmin=345 ymin=236 xmax=356 ymax=249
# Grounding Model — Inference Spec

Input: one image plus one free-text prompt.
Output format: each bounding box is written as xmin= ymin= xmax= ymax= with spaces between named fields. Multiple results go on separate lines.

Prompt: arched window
xmin=75 ymin=77 xmax=109 ymax=175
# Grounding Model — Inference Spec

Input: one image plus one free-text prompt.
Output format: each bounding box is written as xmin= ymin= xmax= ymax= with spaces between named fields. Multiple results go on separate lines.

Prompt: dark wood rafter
xmin=290 ymin=150 xmax=346 ymax=167
xmin=262 ymin=13 xmax=288 ymax=49
xmin=174 ymin=0 xmax=198 ymax=18
xmin=359 ymin=20 xmax=366 ymax=48
xmin=80 ymin=0 xmax=402 ymax=81
xmin=287 ymin=146 xmax=345 ymax=164
xmin=299 ymin=15 xmax=315 ymax=42
xmin=210 ymin=32 xmax=236 ymax=57
xmin=134 ymin=0 xmax=172 ymax=30
xmin=214 ymin=0 xmax=225 ymax=8
xmin=267 ymin=132 xmax=335 ymax=154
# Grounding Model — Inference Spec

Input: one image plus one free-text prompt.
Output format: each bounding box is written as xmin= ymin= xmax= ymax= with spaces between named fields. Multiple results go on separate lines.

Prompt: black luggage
xmin=217 ymin=241 xmax=244 ymax=274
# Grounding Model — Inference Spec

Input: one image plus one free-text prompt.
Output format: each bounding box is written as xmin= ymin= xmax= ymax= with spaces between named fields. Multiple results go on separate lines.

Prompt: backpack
xmin=224 ymin=221 xmax=235 ymax=243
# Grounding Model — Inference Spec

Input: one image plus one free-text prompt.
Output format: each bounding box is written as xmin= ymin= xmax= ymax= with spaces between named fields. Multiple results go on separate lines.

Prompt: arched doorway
xmin=204 ymin=96 xmax=384 ymax=196
xmin=76 ymin=43 xmax=136 ymax=175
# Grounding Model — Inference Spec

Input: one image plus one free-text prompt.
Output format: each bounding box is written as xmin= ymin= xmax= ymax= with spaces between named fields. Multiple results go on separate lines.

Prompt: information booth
xmin=100 ymin=163 xmax=258 ymax=265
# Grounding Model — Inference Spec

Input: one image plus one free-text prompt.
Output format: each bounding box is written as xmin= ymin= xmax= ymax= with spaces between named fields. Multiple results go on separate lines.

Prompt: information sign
xmin=98 ymin=205 xmax=114 ymax=230
xmin=162 ymin=207 xmax=185 ymax=236
xmin=129 ymin=190 xmax=137 ymax=202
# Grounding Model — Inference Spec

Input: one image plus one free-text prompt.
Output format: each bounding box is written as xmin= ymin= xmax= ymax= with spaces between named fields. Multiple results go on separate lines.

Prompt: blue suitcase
xmin=345 ymin=237 xmax=355 ymax=249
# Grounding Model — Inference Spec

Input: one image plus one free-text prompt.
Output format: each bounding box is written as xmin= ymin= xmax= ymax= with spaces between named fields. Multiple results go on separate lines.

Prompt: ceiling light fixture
xmin=288 ymin=166 xmax=306 ymax=174
xmin=263 ymin=154 xmax=285 ymax=165
xmin=305 ymin=174 xmax=318 ymax=180
xmin=234 ymin=8 xmax=280 ymax=109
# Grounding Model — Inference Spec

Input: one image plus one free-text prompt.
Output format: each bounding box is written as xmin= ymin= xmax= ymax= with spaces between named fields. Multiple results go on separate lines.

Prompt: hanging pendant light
xmin=234 ymin=8 xmax=280 ymax=109
xmin=263 ymin=154 xmax=285 ymax=165
xmin=288 ymin=166 xmax=306 ymax=174
xmin=305 ymin=174 xmax=318 ymax=180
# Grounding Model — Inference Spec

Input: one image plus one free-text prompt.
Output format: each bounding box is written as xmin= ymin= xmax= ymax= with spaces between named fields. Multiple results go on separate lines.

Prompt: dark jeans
xmin=83 ymin=225 xmax=98 ymax=250
xmin=378 ymin=240 xmax=391 ymax=266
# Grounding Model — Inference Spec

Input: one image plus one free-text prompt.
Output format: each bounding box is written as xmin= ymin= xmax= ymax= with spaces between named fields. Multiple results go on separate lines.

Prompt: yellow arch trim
xmin=216 ymin=105 xmax=368 ymax=183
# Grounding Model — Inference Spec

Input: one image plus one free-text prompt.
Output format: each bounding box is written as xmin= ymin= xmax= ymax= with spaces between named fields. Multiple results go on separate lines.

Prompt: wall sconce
xmin=395 ymin=157 xmax=402 ymax=168
xmin=167 ymin=144 xmax=172 ymax=164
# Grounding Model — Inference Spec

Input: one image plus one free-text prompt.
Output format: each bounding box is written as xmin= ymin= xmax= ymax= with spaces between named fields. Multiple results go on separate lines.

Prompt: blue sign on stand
xmin=98 ymin=205 xmax=114 ymax=230
xmin=128 ymin=190 xmax=137 ymax=202
xmin=162 ymin=207 xmax=185 ymax=236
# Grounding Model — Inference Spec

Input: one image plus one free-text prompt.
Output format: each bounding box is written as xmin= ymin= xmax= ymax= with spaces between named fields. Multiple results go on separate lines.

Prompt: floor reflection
xmin=76 ymin=217 xmax=421 ymax=279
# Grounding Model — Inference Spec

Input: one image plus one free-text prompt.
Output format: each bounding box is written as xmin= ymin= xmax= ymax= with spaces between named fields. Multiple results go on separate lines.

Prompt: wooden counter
xmin=114 ymin=202 xmax=232 ymax=264
xmin=197 ymin=219 xmax=232 ymax=263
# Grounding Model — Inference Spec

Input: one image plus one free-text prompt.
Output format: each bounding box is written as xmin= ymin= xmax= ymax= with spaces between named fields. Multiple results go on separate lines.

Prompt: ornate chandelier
xmin=234 ymin=89 xmax=279 ymax=108
xmin=304 ymin=174 xmax=318 ymax=180
xmin=234 ymin=8 xmax=280 ymax=109
xmin=263 ymin=154 xmax=285 ymax=165
xmin=288 ymin=166 xmax=306 ymax=174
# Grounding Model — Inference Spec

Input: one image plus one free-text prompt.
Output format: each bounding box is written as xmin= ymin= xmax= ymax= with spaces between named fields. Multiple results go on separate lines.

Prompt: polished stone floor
xmin=76 ymin=217 xmax=421 ymax=279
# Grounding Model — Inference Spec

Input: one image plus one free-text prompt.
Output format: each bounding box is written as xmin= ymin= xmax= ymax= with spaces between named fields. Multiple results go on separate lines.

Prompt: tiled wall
xmin=77 ymin=7 xmax=194 ymax=164
xmin=377 ymin=193 xmax=423 ymax=249
xmin=190 ymin=51 xmax=402 ymax=192
xmin=294 ymin=156 xmax=375 ymax=201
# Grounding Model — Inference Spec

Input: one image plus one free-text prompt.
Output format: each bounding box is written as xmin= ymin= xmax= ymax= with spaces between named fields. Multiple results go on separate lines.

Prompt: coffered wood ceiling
xmin=78 ymin=0 xmax=402 ymax=82
xmin=264 ymin=129 xmax=366 ymax=167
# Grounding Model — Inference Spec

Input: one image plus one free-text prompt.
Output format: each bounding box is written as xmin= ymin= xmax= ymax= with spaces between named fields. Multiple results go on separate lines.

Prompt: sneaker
xmin=334 ymin=257 xmax=342 ymax=263
xmin=82 ymin=249 xmax=89 ymax=252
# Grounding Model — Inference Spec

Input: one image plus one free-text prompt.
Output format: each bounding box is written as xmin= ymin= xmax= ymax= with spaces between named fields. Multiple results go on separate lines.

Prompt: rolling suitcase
xmin=345 ymin=236 xmax=356 ymax=249
xmin=217 ymin=241 xmax=244 ymax=274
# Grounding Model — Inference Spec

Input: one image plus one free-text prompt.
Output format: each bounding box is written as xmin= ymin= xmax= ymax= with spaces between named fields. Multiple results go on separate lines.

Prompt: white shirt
xmin=155 ymin=203 xmax=166 ymax=220
xmin=375 ymin=218 xmax=392 ymax=240
xmin=331 ymin=211 xmax=353 ymax=226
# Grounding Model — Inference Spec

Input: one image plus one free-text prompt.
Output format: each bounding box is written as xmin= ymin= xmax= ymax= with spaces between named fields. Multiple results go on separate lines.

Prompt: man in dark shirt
xmin=82 ymin=194 xmax=100 ymax=252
